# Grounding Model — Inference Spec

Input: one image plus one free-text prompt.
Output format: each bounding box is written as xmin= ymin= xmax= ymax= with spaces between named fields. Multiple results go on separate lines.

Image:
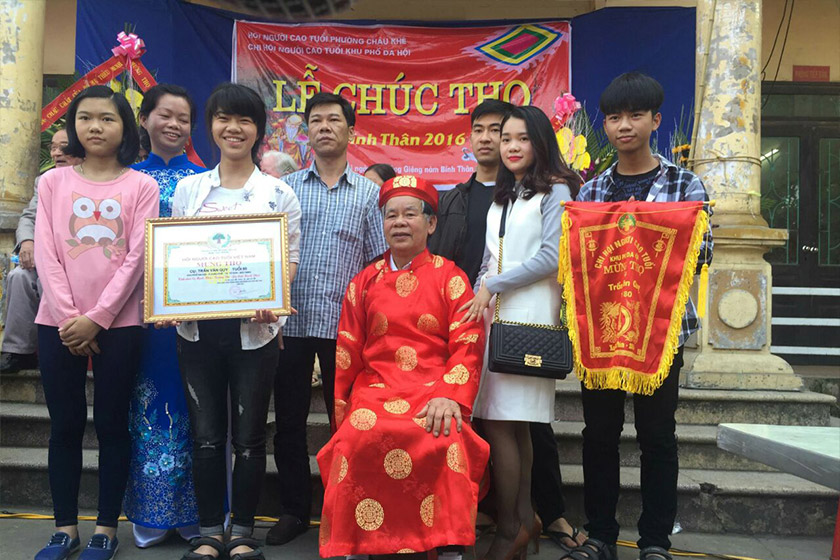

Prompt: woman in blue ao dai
xmin=125 ymin=84 xmax=205 ymax=548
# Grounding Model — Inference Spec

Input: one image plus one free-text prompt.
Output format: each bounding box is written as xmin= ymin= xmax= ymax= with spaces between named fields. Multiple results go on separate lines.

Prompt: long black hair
xmin=494 ymin=105 xmax=581 ymax=205
xmin=205 ymin=83 xmax=267 ymax=164
xmin=63 ymin=85 xmax=140 ymax=166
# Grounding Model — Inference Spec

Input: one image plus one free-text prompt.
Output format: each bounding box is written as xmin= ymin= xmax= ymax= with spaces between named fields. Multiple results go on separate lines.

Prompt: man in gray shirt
xmin=1 ymin=129 xmax=81 ymax=374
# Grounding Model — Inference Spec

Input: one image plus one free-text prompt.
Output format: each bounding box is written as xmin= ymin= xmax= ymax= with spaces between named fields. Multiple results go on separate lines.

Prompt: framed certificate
xmin=144 ymin=213 xmax=291 ymax=322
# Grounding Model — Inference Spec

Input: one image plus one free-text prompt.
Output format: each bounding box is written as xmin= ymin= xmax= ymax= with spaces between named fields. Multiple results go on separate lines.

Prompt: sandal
xmin=545 ymin=525 xmax=581 ymax=551
xmin=182 ymin=537 xmax=225 ymax=560
xmin=226 ymin=537 xmax=265 ymax=560
xmin=639 ymin=546 xmax=672 ymax=560
xmin=559 ymin=538 xmax=617 ymax=560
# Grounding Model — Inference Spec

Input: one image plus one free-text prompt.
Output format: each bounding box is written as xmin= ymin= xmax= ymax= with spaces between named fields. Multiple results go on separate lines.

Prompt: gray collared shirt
xmin=282 ymin=161 xmax=386 ymax=339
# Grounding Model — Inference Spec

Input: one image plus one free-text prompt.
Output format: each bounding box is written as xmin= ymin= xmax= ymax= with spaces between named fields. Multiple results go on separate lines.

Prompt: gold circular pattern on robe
xmin=347 ymin=282 xmax=357 ymax=307
xmin=383 ymin=398 xmax=411 ymax=414
xmin=397 ymin=549 xmax=416 ymax=554
xmin=395 ymin=346 xmax=418 ymax=371
xmin=375 ymin=259 xmax=386 ymax=270
xmin=449 ymin=321 xmax=461 ymax=332
xmin=349 ymin=408 xmax=377 ymax=431
xmin=375 ymin=269 xmax=385 ymax=283
xmin=339 ymin=330 xmax=357 ymax=342
xmin=355 ymin=498 xmax=384 ymax=531
xmin=371 ymin=312 xmax=389 ymax=336
xmin=446 ymin=442 xmax=467 ymax=473
xmin=432 ymin=255 xmax=444 ymax=268
xmin=329 ymin=453 xmax=349 ymax=484
xmin=369 ymin=382 xmax=386 ymax=388
xmin=396 ymin=272 xmax=419 ymax=297
xmin=448 ymin=276 xmax=466 ymax=300
xmin=443 ymin=364 xmax=470 ymax=385
xmin=383 ymin=448 xmax=413 ymax=479
xmin=420 ymin=494 xmax=437 ymax=527
xmin=417 ymin=314 xmax=440 ymax=333
xmin=336 ymin=346 xmax=351 ymax=370
xmin=413 ymin=416 xmax=428 ymax=428
xmin=424 ymin=380 xmax=436 ymax=387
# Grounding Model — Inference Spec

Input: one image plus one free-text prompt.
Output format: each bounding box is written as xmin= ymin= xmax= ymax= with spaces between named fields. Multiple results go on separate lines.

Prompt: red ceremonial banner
xmin=558 ymin=202 xmax=708 ymax=395
xmin=233 ymin=21 xmax=571 ymax=185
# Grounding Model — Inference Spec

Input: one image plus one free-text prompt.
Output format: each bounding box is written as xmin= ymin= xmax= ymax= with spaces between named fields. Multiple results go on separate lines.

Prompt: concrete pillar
xmin=0 ymin=0 xmax=46 ymax=256
xmin=683 ymin=0 xmax=800 ymax=390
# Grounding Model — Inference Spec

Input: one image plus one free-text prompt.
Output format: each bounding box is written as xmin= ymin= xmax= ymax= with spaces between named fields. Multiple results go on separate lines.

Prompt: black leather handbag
xmin=487 ymin=200 xmax=573 ymax=379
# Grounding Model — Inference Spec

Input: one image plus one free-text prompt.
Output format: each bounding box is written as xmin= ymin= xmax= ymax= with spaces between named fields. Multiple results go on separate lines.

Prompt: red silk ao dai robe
xmin=316 ymin=249 xmax=489 ymax=556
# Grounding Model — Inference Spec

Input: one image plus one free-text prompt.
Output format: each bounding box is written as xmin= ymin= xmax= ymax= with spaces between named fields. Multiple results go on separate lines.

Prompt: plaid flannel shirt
xmin=577 ymin=154 xmax=714 ymax=345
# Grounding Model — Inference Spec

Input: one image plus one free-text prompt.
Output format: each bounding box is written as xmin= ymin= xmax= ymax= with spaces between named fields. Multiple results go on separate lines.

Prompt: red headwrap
xmin=378 ymin=175 xmax=439 ymax=213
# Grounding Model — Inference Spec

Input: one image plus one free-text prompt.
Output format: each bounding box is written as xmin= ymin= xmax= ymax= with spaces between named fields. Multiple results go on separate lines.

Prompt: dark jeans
xmin=580 ymin=346 xmax=684 ymax=550
xmin=272 ymin=336 xmax=336 ymax=523
xmin=531 ymin=422 xmax=566 ymax=526
xmin=177 ymin=319 xmax=278 ymax=536
xmin=38 ymin=325 xmax=142 ymax=528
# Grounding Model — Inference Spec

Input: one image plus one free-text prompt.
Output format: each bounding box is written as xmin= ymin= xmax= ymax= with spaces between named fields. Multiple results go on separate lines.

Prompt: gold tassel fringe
xmin=559 ymin=207 xmax=709 ymax=395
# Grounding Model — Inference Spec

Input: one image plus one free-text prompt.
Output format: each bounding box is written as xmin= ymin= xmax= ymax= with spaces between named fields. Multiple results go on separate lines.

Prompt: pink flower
xmin=553 ymin=93 xmax=581 ymax=127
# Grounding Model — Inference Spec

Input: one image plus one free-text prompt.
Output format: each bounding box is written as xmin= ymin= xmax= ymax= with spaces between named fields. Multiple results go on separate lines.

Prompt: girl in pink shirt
xmin=33 ymin=86 xmax=159 ymax=560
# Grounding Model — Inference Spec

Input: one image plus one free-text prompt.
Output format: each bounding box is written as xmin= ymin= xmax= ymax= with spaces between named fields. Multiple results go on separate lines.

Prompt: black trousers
xmin=530 ymin=422 xmax=567 ymax=526
xmin=177 ymin=319 xmax=278 ymax=536
xmin=272 ymin=336 xmax=336 ymax=523
xmin=580 ymin=346 xmax=683 ymax=550
xmin=38 ymin=325 xmax=142 ymax=528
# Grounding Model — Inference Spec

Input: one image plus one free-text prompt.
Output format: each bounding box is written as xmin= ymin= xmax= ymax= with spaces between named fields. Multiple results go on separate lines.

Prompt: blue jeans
xmin=38 ymin=325 xmax=143 ymax=528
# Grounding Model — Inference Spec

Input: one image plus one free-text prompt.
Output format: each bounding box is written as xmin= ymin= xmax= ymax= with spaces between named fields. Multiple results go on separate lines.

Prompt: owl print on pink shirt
xmin=66 ymin=192 xmax=126 ymax=259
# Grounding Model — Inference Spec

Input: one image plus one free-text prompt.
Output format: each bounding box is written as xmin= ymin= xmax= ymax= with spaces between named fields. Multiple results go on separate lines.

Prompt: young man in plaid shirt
xmin=564 ymin=72 xmax=713 ymax=560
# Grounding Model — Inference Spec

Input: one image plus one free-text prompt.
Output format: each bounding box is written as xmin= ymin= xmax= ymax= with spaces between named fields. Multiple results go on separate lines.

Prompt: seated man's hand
xmin=416 ymin=397 xmax=462 ymax=437
xmin=19 ymin=240 xmax=34 ymax=270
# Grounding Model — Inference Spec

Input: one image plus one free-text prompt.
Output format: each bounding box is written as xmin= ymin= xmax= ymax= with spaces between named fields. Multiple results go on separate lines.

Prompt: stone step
xmin=5 ymin=370 xmax=835 ymax=427
xmin=1 ymin=446 xmax=834 ymax=536
xmin=553 ymin=377 xmax=836 ymax=426
xmin=0 ymin=400 xmax=773 ymax=472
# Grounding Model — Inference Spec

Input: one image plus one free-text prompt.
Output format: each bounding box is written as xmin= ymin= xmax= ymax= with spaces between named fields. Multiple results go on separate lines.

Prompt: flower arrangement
xmin=551 ymin=93 xmax=616 ymax=182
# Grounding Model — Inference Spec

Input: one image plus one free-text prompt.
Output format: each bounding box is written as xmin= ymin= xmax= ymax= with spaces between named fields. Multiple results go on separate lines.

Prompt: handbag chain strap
xmin=491 ymin=199 xmax=566 ymax=332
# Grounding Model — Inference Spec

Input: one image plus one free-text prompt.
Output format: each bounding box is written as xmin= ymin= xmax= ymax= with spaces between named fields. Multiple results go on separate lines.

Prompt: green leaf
xmin=103 ymin=248 xmax=111 ymax=259
xmin=116 ymin=238 xmax=126 ymax=247
xmin=66 ymin=239 xmax=79 ymax=247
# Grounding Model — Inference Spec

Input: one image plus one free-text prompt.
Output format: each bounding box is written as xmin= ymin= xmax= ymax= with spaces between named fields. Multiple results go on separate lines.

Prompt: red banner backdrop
xmin=233 ymin=21 xmax=571 ymax=185
xmin=558 ymin=202 xmax=708 ymax=395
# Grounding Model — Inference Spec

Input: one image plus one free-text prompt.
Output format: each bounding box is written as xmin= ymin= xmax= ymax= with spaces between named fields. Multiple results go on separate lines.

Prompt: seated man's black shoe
xmin=0 ymin=352 xmax=38 ymax=374
xmin=265 ymin=514 xmax=308 ymax=545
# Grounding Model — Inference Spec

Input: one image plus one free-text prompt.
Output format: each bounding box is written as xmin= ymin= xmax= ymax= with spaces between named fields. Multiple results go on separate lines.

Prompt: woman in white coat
xmin=460 ymin=105 xmax=581 ymax=560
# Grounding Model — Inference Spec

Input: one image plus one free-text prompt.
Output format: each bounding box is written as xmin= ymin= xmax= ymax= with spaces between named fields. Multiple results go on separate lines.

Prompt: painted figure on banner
xmin=266 ymin=113 xmax=310 ymax=168
xmin=317 ymin=175 xmax=489 ymax=558
xmin=125 ymin=84 xmax=205 ymax=549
